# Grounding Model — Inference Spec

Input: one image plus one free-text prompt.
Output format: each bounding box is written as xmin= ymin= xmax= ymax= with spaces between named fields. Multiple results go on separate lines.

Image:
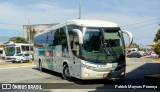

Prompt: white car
xmin=150 ymin=52 xmax=159 ymax=58
xmin=11 ymin=53 xmax=33 ymax=63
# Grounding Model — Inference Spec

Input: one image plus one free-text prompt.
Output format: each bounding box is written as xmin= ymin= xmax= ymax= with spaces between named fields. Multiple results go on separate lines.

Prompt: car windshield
xmin=82 ymin=27 xmax=125 ymax=62
xmin=24 ymin=54 xmax=29 ymax=56
xmin=16 ymin=54 xmax=23 ymax=56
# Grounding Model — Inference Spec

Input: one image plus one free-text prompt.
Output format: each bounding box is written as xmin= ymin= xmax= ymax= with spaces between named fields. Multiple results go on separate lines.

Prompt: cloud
xmin=98 ymin=0 xmax=160 ymax=17
xmin=0 ymin=2 xmax=78 ymax=30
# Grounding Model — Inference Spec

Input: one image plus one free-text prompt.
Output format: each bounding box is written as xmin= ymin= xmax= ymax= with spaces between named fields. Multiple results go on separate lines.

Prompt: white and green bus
xmin=4 ymin=43 xmax=33 ymax=60
xmin=34 ymin=19 xmax=133 ymax=81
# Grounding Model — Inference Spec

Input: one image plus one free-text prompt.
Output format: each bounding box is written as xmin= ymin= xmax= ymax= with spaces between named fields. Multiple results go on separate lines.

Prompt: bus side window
xmin=60 ymin=28 xmax=68 ymax=57
xmin=60 ymin=28 xmax=67 ymax=47
xmin=54 ymin=30 xmax=61 ymax=45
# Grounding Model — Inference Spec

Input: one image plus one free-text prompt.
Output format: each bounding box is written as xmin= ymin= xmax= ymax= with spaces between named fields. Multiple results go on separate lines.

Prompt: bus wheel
xmin=39 ymin=61 xmax=43 ymax=72
xmin=12 ymin=61 xmax=15 ymax=63
xmin=62 ymin=64 xmax=71 ymax=80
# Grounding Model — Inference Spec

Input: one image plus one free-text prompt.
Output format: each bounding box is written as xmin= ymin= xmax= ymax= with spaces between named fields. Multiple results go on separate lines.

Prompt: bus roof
xmin=35 ymin=19 xmax=118 ymax=37
xmin=67 ymin=19 xmax=118 ymax=27
xmin=5 ymin=43 xmax=33 ymax=46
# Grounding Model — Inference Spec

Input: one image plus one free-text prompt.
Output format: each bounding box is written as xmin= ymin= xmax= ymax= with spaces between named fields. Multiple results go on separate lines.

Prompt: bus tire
xmin=12 ymin=61 xmax=15 ymax=63
xmin=62 ymin=64 xmax=71 ymax=80
xmin=39 ymin=61 xmax=43 ymax=72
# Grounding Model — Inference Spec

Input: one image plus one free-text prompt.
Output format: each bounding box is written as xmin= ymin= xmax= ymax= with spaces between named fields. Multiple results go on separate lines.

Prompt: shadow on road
xmin=32 ymin=63 xmax=160 ymax=91
xmin=92 ymin=63 xmax=160 ymax=92
xmin=32 ymin=67 xmax=64 ymax=80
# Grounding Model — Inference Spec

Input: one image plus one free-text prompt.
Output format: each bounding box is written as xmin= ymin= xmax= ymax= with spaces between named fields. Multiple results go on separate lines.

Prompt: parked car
xmin=150 ymin=52 xmax=159 ymax=58
xmin=127 ymin=52 xmax=142 ymax=58
xmin=11 ymin=53 xmax=33 ymax=63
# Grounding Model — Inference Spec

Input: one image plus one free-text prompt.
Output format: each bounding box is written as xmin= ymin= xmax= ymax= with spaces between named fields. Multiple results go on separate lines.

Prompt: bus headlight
xmin=81 ymin=63 xmax=94 ymax=70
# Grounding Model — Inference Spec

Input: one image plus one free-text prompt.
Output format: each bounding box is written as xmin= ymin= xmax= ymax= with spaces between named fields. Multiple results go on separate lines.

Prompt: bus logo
xmin=2 ymin=84 xmax=11 ymax=89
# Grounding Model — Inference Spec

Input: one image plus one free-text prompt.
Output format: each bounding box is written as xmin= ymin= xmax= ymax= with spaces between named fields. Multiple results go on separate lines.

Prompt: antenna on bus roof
xmin=78 ymin=0 xmax=81 ymax=19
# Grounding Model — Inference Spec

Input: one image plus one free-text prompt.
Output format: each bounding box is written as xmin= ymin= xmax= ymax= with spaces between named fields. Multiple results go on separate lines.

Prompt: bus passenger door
xmin=68 ymin=31 xmax=81 ymax=78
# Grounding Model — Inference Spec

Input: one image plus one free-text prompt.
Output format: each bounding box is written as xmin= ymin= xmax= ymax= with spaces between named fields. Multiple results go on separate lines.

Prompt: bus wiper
xmin=96 ymin=36 xmax=104 ymax=61
xmin=101 ymin=29 xmax=118 ymax=61
xmin=106 ymin=39 xmax=118 ymax=60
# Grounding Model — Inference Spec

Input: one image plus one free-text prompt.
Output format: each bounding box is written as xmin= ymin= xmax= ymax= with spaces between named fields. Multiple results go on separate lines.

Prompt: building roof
xmin=146 ymin=43 xmax=157 ymax=47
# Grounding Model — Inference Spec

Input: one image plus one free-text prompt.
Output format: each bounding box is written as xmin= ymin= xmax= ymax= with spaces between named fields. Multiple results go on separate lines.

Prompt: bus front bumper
xmin=80 ymin=67 xmax=125 ymax=80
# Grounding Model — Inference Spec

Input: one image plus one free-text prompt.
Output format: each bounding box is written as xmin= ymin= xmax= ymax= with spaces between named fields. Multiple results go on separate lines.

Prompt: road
xmin=0 ymin=57 xmax=159 ymax=92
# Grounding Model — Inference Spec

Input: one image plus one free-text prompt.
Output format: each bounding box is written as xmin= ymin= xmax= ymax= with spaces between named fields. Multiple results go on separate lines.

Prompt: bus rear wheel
xmin=62 ymin=64 xmax=71 ymax=80
xmin=12 ymin=61 xmax=15 ymax=63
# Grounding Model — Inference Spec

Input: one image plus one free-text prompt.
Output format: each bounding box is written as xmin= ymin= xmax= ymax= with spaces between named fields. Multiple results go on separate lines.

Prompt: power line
xmin=124 ymin=20 xmax=160 ymax=31
xmin=0 ymin=22 xmax=22 ymax=26
xmin=121 ymin=17 xmax=160 ymax=27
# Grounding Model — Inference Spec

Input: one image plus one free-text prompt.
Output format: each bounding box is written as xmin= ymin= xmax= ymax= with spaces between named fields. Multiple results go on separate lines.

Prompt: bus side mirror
xmin=121 ymin=30 xmax=133 ymax=45
xmin=72 ymin=29 xmax=83 ymax=44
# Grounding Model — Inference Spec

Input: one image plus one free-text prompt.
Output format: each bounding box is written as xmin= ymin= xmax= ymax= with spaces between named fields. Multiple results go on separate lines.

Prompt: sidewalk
xmin=0 ymin=61 xmax=34 ymax=69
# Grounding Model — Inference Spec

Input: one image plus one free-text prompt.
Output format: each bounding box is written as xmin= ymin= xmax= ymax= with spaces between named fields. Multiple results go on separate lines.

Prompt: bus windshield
xmin=5 ymin=47 xmax=15 ymax=56
xmin=82 ymin=27 xmax=125 ymax=62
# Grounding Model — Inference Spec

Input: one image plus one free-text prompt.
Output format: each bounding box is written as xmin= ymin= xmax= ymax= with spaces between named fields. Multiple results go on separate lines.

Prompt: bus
xmin=4 ymin=43 xmax=33 ymax=60
xmin=34 ymin=19 xmax=133 ymax=81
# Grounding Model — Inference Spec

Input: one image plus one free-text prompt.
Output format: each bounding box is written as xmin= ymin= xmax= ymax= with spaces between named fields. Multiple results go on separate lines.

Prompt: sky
xmin=0 ymin=0 xmax=159 ymax=48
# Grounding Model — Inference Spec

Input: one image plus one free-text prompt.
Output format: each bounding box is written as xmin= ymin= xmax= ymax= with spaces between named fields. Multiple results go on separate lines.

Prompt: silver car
xmin=11 ymin=53 xmax=33 ymax=63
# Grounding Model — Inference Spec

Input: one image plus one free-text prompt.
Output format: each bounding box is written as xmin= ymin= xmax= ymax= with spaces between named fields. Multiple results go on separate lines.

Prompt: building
xmin=23 ymin=23 xmax=58 ymax=43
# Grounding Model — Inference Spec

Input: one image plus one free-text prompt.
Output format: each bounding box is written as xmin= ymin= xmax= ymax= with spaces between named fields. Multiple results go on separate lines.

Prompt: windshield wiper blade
xmin=106 ymin=39 xmax=118 ymax=60
xmin=101 ymin=29 xmax=118 ymax=61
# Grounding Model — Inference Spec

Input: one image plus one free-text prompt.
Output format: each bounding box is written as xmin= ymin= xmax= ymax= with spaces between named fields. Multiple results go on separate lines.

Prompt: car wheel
xmin=20 ymin=60 xmax=23 ymax=63
xmin=62 ymin=64 xmax=71 ymax=80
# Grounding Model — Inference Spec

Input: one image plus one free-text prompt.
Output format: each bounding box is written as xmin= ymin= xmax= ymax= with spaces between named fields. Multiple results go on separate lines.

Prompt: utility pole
xmin=28 ymin=18 xmax=31 ymax=54
xmin=78 ymin=0 xmax=81 ymax=19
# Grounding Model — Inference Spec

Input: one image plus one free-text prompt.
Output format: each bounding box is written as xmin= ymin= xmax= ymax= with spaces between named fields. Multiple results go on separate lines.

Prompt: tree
xmin=10 ymin=37 xmax=27 ymax=43
xmin=154 ymin=29 xmax=160 ymax=42
xmin=153 ymin=28 xmax=160 ymax=56
xmin=153 ymin=42 xmax=160 ymax=56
